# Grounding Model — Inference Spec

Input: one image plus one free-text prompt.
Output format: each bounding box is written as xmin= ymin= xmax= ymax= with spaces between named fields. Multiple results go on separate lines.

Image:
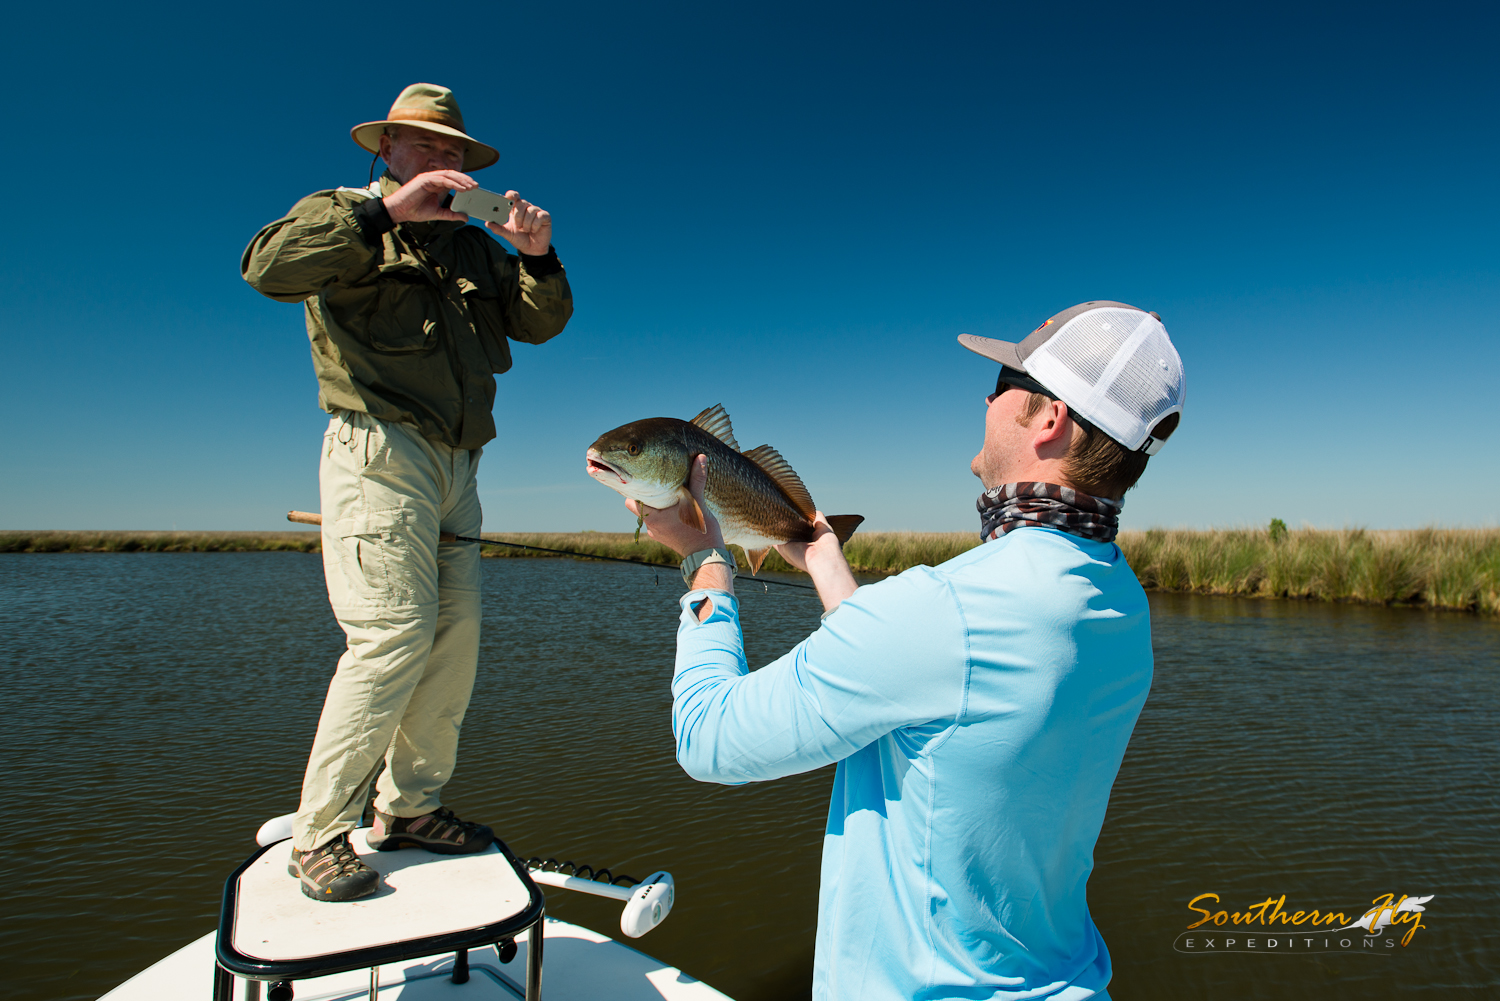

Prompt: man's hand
xmin=486 ymin=192 xmax=552 ymax=256
xmin=384 ymin=169 xmax=476 ymax=224
xmin=776 ymin=512 xmax=859 ymax=614
xmin=626 ymin=455 xmax=724 ymax=557
xmin=628 ymin=456 xmax=731 ymax=615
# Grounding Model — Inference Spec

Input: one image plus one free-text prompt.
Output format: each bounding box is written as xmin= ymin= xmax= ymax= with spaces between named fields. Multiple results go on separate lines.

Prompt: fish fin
xmin=744 ymin=547 xmax=770 ymax=575
xmin=741 ymin=445 xmax=817 ymax=521
xmin=688 ymin=404 xmax=739 ymax=451
xmin=825 ymin=515 xmax=864 ymax=546
xmin=677 ymin=493 xmax=707 ymax=533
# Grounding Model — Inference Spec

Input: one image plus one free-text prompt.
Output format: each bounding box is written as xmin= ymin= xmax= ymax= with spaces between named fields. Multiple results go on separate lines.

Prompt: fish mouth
xmin=585 ymin=450 xmax=629 ymax=486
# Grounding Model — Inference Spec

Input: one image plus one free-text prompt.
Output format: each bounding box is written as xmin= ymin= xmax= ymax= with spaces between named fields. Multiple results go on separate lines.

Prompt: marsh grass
xmin=485 ymin=528 xmax=1500 ymax=613
xmin=6 ymin=527 xmax=1496 ymax=614
xmin=0 ymin=530 xmax=321 ymax=553
xmin=1118 ymin=527 xmax=1500 ymax=615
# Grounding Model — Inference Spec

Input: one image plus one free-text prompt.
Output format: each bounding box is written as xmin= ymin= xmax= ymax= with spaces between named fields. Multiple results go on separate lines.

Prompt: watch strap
xmin=681 ymin=547 xmax=738 ymax=588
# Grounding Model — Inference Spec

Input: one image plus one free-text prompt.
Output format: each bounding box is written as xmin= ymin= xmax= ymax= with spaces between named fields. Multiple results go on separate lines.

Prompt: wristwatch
xmin=681 ymin=547 xmax=738 ymax=588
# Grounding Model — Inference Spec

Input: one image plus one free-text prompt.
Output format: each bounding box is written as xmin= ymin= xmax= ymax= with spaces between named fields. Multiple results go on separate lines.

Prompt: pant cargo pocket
xmin=332 ymin=509 xmax=418 ymax=607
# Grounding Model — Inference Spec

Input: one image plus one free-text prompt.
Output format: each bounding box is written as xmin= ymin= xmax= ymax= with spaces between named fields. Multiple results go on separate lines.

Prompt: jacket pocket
xmin=366 ymin=279 xmax=440 ymax=353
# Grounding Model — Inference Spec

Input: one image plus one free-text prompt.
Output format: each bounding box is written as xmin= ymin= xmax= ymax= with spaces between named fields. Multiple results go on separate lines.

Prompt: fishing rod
xmin=285 ymin=511 xmax=819 ymax=591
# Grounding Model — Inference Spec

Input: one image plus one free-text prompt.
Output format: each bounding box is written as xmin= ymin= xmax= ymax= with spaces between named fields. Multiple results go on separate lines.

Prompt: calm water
xmin=2 ymin=553 xmax=1497 ymax=1000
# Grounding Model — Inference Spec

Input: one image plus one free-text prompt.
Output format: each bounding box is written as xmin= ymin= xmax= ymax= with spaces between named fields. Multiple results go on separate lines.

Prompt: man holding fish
xmin=592 ymin=303 xmax=1183 ymax=1000
xmin=242 ymin=83 xmax=571 ymax=901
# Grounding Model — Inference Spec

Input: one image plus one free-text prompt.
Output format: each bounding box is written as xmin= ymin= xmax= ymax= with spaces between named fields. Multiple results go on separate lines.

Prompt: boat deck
xmin=103 ymin=920 xmax=732 ymax=1000
xmin=232 ymin=835 xmax=533 ymax=962
xmin=100 ymin=829 xmax=732 ymax=1001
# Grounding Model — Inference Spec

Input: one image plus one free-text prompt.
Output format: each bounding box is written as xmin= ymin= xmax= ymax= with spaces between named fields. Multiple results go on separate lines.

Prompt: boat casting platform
xmin=214 ymin=830 xmax=545 ymax=1000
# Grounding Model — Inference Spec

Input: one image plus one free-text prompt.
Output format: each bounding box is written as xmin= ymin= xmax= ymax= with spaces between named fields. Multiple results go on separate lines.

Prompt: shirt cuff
xmin=519 ymin=246 xmax=563 ymax=278
xmin=354 ymin=197 xmax=397 ymax=245
xmin=680 ymin=588 xmax=738 ymax=624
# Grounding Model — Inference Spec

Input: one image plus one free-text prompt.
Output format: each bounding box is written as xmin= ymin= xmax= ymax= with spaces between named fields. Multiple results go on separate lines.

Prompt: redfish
xmin=586 ymin=405 xmax=863 ymax=574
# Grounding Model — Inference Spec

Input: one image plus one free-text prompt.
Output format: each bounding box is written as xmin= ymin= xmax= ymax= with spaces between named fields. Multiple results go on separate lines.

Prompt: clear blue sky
xmin=2 ymin=2 xmax=1496 ymax=532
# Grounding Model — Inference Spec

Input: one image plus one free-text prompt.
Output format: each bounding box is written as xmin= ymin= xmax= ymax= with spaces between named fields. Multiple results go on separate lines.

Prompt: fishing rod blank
xmin=286 ymin=511 xmax=819 ymax=591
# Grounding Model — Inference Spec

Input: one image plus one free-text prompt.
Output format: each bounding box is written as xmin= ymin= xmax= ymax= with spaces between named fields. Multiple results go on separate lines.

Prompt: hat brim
xmin=351 ymin=120 xmax=499 ymax=172
xmin=957 ymin=333 xmax=1028 ymax=371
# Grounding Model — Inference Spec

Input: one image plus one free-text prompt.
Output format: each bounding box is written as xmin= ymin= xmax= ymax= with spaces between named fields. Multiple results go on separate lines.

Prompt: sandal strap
xmin=431 ymin=807 xmax=484 ymax=839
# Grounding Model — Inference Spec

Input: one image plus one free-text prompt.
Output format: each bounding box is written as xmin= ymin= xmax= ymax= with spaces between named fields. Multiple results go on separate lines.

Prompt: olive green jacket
xmin=242 ymin=173 xmax=573 ymax=449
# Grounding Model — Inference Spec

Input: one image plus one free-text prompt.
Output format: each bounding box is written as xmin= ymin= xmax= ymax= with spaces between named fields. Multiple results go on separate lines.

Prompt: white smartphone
xmin=450 ymin=187 xmax=514 ymax=224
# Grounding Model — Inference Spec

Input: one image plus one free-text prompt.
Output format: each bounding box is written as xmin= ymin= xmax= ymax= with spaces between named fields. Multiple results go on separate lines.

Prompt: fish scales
xmin=699 ymin=436 xmax=813 ymax=547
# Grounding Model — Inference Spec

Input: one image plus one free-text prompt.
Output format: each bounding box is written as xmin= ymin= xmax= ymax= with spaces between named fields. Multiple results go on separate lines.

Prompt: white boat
xmin=101 ymin=814 xmax=734 ymax=1001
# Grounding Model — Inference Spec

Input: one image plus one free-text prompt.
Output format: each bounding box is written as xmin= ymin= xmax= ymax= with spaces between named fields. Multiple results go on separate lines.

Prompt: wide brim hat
xmin=351 ymin=83 xmax=499 ymax=172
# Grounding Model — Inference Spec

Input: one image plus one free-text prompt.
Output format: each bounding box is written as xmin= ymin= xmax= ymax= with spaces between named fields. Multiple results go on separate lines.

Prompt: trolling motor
xmin=523 ymin=858 xmax=675 ymax=938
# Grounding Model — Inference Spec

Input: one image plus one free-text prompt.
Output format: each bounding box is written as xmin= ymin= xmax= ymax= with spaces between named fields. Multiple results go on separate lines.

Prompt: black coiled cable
xmin=525 ymin=856 xmax=639 ymax=887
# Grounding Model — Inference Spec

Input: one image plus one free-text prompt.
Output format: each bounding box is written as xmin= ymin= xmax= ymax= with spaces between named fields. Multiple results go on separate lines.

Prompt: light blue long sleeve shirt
xmin=672 ymin=527 xmax=1153 ymax=1001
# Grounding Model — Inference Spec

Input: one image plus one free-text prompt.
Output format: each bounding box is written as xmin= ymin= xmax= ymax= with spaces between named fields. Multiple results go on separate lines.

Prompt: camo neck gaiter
xmin=977 ymin=482 xmax=1122 ymax=544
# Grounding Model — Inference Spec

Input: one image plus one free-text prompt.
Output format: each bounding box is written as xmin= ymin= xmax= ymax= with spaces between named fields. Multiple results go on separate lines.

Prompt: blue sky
xmin=2 ymin=2 xmax=1496 ymax=532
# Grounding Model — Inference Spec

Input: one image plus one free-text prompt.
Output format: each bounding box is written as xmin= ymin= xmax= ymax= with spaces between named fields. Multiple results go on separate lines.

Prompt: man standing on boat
xmin=635 ymin=303 xmax=1183 ymax=1000
xmin=242 ymin=83 xmax=572 ymax=901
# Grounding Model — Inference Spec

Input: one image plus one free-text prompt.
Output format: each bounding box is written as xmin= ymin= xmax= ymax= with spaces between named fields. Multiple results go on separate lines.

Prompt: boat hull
xmin=101 ymin=917 xmax=733 ymax=1001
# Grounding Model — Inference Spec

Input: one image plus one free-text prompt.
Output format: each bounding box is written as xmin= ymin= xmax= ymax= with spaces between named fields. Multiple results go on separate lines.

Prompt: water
xmin=2 ymin=554 xmax=1496 ymax=1000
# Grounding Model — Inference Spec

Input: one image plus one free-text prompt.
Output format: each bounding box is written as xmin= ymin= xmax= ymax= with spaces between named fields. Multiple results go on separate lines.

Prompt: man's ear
xmin=1030 ymin=400 xmax=1073 ymax=448
xmin=378 ymin=132 xmax=393 ymax=160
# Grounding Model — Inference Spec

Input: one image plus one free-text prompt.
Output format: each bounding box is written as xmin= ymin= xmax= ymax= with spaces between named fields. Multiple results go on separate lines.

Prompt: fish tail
xmin=825 ymin=515 xmax=864 ymax=546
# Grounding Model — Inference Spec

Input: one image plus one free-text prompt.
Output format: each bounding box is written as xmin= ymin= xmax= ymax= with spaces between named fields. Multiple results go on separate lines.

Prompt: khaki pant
xmin=293 ymin=410 xmax=484 ymax=851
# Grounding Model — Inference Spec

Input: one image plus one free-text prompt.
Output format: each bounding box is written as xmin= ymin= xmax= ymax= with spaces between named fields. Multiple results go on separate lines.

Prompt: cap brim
xmin=350 ymin=120 xmax=500 ymax=172
xmin=957 ymin=333 xmax=1028 ymax=372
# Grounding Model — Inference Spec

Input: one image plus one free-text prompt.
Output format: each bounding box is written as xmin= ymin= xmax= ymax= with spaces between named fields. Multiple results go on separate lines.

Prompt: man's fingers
xmin=429 ymin=170 xmax=475 ymax=188
xmin=485 ymin=220 xmax=528 ymax=241
xmin=505 ymin=193 xmax=530 ymax=226
xmin=409 ymin=172 xmax=474 ymax=197
xmin=497 ymin=193 xmax=548 ymax=235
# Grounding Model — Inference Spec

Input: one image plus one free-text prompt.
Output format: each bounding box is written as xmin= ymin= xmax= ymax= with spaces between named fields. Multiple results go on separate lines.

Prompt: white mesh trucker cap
xmin=958 ymin=301 xmax=1186 ymax=455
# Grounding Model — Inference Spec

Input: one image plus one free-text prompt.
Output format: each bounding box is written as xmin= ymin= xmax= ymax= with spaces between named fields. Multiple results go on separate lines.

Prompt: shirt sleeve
xmin=671 ymin=570 xmax=970 ymax=785
xmin=487 ymin=241 xmax=573 ymax=346
xmin=241 ymin=192 xmax=381 ymax=303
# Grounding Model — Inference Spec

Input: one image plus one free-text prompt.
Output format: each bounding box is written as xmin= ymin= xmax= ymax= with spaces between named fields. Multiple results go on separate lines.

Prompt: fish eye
xmin=626 ymin=443 xmax=641 ymax=456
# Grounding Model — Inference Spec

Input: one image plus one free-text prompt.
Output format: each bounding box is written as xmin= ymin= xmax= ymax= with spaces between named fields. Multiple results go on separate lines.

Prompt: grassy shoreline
xmin=4 ymin=528 xmax=1497 ymax=615
xmin=0 ymin=530 xmax=323 ymax=553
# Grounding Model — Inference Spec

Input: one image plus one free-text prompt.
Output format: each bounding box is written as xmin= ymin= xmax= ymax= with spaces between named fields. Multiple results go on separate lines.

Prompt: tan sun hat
xmin=351 ymin=83 xmax=499 ymax=172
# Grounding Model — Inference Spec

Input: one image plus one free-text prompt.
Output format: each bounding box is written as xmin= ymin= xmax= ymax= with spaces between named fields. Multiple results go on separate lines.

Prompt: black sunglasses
xmin=991 ymin=366 xmax=1057 ymax=400
xmin=991 ymin=367 xmax=1107 ymax=438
